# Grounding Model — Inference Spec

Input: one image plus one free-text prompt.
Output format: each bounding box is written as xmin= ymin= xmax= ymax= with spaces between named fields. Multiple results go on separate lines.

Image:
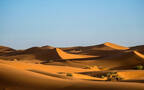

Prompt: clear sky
xmin=0 ymin=0 xmax=144 ymax=49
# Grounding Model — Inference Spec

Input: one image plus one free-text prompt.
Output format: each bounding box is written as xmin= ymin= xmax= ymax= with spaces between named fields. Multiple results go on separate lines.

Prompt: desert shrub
xmin=106 ymin=72 xmax=111 ymax=77
xmin=101 ymin=75 xmax=105 ymax=79
xmin=66 ymin=73 xmax=73 ymax=77
xmin=13 ymin=58 xmax=18 ymax=61
xmin=35 ymin=62 xmax=39 ymax=64
xmin=83 ymin=65 xmax=91 ymax=69
xmin=106 ymin=72 xmax=117 ymax=77
xmin=135 ymin=65 xmax=143 ymax=70
xmin=107 ymin=74 xmax=122 ymax=81
xmin=106 ymin=72 xmax=122 ymax=81
xmin=58 ymin=72 xmax=65 ymax=74
xmin=48 ymin=60 xmax=53 ymax=63
xmin=83 ymin=65 xmax=99 ymax=70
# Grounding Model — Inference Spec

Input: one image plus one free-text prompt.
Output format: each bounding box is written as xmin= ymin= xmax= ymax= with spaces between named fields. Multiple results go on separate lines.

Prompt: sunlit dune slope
xmin=56 ymin=48 xmax=97 ymax=59
xmin=134 ymin=51 xmax=144 ymax=59
xmin=104 ymin=42 xmax=129 ymax=50
xmin=0 ymin=63 xmax=71 ymax=89
xmin=117 ymin=70 xmax=144 ymax=80
xmin=0 ymin=60 xmax=94 ymax=73
xmin=0 ymin=60 xmax=101 ymax=80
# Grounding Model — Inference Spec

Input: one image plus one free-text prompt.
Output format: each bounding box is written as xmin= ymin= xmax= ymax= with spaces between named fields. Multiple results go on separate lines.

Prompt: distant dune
xmin=104 ymin=42 xmax=129 ymax=50
xmin=61 ymin=42 xmax=129 ymax=57
xmin=0 ymin=46 xmax=16 ymax=55
xmin=0 ymin=46 xmax=98 ymax=61
xmin=130 ymin=45 xmax=144 ymax=53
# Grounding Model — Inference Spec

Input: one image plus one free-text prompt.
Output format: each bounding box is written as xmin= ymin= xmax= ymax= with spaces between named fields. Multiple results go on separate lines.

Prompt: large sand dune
xmin=61 ymin=42 xmax=129 ymax=57
xmin=1 ymin=62 xmax=144 ymax=90
xmin=64 ymin=51 xmax=144 ymax=70
xmin=0 ymin=43 xmax=144 ymax=90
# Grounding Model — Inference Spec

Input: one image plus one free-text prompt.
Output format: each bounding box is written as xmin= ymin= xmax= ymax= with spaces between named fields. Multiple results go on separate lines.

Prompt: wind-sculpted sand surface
xmin=0 ymin=42 xmax=144 ymax=90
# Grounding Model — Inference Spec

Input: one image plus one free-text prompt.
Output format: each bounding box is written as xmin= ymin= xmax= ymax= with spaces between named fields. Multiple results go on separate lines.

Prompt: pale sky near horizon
xmin=0 ymin=0 xmax=144 ymax=49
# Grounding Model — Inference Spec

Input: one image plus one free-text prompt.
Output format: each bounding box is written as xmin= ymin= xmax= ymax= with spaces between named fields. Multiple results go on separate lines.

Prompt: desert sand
xmin=0 ymin=42 xmax=144 ymax=90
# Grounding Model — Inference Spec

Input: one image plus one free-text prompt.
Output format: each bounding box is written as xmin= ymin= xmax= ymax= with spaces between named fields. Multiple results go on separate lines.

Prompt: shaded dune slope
xmin=69 ymin=51 xmax=144 ymax=69
xmin=0 ymin=47 xmax=61 ymax=61
xmin=130 ymin=45 xmax=144 ymax=53
xmin=0 ymin=46 xmax=16 ymax=55
xmin=0 ymin=46 xmax=98 ymax=61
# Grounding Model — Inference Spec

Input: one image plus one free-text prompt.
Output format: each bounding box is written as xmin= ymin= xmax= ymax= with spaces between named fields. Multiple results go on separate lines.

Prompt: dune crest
xmin=56 ymin=48 xmax=97 ymax=59
xmin=104 ymin=42 xmax=129 ymax=50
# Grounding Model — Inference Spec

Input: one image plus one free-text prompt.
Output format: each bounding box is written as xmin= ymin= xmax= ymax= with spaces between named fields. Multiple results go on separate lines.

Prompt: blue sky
xmin=0 ymin=0 xmax=144 ymax=49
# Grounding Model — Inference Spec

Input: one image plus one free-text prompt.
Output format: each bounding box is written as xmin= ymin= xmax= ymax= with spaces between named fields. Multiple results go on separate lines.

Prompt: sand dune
xmin=0 ymin=47 xmax=98 ymax=61
xmin=61 ymin=42 xmax=128 ymax=57
xmin=0 ymin=63 xmax=71 ymax=90
xmin=0 ymin=46 xmax=15 ymax=55
xmin=104 ymin=42 xmax=129 ymax=50
xmin=0 ymin=46 xmax=15 ymax=52
xmin=0 ymin=60 xmax=93 ymax=73
xmin=0 ymin=42 xmax=131 ymax=61
xmin=117 ymin=70 xmax=144 ymax=80
xmin=0 ymin=43 xmax=144 ymax=90
xmin=41 ymin=50 xmax=144 ymax=70
xmin=130 ymin=45 xmax=144 ymax=53
xmin=1 ymin=63 xmax=144 ymax=90
xmin=67 ymin=51 xmax=144 ymax=70
xmin=62 ymin=42 xmax=129 ymax=51
xmin=56 ymin=48 xmax=97 ymax=59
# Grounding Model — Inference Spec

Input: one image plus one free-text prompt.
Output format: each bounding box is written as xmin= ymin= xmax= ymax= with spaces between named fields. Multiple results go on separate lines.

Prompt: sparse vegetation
xmin=48 ymin=60 xmax=53 ymax=63
xmin=13 ymin=58 xmax=18 ymax=61
xmin=57 ymin=72 xmax=65 ymax=74
xmin=83 ymin=65 xmax=99 ymax=70
xmin=101 ymin=75 xmax=105 ymax=79
xmin=83 ymin=65 xmax=91 ymax=69
xmin=66 ymin=73 xmax=73 ymax=77
xmin=135 ymin=65 xmax=143 ymax=70
xmin=106 ymin=72 xmax=122 ymax=81
xmin=91 ymin=72 xmax=122 ymax=81
xmin=35 ymin=62 xmax=39 ymax=64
